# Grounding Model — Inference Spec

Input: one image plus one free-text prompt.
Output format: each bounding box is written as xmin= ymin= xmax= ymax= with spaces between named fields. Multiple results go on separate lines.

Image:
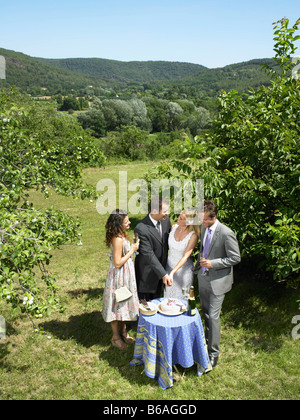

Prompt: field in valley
xmin=0 ymin=162 xmax=299 ymax=400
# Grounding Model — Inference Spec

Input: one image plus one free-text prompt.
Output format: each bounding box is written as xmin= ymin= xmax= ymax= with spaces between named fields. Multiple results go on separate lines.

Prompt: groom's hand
xmin=200 ymin=259 xmax=212 ymax=269
xmin=162 ymin=274 xmax=169 ymax=286
xmin=163 ymin=274 xmax=173 ymax=287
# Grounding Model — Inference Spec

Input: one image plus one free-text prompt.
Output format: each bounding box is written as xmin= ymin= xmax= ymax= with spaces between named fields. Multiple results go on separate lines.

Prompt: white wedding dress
xmin=164 ymin=224 xmax=195 ymax=299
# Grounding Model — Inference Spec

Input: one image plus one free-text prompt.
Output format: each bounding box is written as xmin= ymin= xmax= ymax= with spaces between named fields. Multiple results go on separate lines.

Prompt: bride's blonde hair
xmin=183 ymin=209 xmax=201 ymax=236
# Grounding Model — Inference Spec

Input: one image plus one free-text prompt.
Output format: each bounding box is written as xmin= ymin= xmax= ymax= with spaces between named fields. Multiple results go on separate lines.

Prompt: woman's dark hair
xmin=105 ymin=209 xmax=128 ymax=247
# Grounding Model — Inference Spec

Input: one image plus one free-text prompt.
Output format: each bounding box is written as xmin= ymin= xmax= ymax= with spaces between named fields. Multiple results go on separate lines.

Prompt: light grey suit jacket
xmin=194 ymin=221 xmax=241 ymax=295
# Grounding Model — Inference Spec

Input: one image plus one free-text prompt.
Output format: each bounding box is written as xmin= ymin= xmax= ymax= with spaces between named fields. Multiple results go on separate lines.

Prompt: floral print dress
xmin=102 ymin=237 xmax=139 ymax=323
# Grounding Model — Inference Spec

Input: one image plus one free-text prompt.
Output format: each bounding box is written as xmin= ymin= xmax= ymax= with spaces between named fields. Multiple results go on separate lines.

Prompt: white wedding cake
xmin=160 ymin=298 xmax=183 ymax=314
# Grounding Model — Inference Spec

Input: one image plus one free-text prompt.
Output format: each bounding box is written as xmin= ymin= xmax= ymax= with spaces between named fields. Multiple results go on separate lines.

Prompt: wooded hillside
xmin=0 ymin=47 xmax=273 ymax=96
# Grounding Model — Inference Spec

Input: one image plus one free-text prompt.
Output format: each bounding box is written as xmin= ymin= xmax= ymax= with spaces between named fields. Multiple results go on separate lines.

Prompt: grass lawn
xmin=0 ymin=162 xmax=299 ymax=400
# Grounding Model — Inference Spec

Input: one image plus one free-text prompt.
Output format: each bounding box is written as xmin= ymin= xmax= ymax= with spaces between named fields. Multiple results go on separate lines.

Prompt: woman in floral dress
xmin=102 ymin=210 xmax=140 ymax=350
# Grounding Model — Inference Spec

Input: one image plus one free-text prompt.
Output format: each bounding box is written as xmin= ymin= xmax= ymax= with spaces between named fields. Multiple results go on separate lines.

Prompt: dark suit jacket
xmin=134 ymin=215 xmax=171 ymax=294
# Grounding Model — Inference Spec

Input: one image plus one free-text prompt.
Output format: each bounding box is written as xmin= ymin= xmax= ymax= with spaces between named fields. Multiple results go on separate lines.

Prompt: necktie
xmin=203 ymin=228 xmax=212 ymax=258
xmin=156 ymin=221 xmax=162 ymax=237
xmin=202 ymin=228 xmax=212 ymax=273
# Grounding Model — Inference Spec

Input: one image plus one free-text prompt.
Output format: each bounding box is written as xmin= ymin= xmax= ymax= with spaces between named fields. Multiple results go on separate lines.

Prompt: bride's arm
xmin=169 ymin=233 xmax=198 ymax=278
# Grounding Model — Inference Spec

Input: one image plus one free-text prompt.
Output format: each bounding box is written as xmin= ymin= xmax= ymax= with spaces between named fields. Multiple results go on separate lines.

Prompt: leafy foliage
xmin=149 ymin=18 xmax=300 ymax=286
xmin=0 ymin=88 xmax=106 ymax=318
xmin=77 ymin=95 xmax=211 ymax=140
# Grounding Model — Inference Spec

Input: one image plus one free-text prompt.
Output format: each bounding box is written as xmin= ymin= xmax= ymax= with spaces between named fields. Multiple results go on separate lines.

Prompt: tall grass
xmin=0 ymin=162 xmax=299 ymax=400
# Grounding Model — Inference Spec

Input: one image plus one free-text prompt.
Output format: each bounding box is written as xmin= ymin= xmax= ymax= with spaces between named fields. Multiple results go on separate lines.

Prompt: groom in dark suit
xmin=194 ymin=200 xmax=241 ymax=368
xmin=134 ymin=196 xmax=172 ymax=301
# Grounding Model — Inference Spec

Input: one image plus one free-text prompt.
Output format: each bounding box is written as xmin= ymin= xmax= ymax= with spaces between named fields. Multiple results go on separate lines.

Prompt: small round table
xmin=129 ymin=298 xmax=212 ymax=389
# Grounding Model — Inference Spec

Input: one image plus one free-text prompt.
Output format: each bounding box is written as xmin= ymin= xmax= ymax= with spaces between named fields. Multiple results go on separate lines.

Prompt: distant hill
xmin=37 ymin=57 xmax=207 ymax=83
xmin=0 ymin=47 xmax=274 ymax=96
xmin=0 ymin=48 xmax=101 ymax=95
xmin=172 ymin=58 xmax=276 ymax=96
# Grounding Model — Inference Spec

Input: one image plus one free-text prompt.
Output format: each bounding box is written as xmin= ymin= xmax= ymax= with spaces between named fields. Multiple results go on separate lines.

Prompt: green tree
xmin=102 ymin=99 xmax=133 ymax=130
xmin=120 ymin=125 xmax=149 ymax=160
xmin=59 ymin=96 xmax=80 ymax=111
xmin=77 ymin=108 xmax=106 ymax=137
xmin=129 ymin=98 xmax=152 ymax=131
xmin=149 ymin=18 xmax=300 ymax=286
xmin=166 ymin=101 xmax=183 ymax=131
xmin=0 ymin=88 xmax=106 ymax=319
xmin=144 ymin=98 xmax=168 ymax=132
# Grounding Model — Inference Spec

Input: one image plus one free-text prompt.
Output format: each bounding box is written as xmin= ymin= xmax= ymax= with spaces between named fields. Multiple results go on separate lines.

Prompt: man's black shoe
xmin=209 ymin=355 xmax=218 ymax=368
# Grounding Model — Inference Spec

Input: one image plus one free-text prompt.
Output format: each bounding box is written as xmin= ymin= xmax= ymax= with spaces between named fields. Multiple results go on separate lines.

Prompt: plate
xmin=139 ymin=301 xmax=158 ymax=316
xmin=158 ymin=299 xmax=186 ymax=316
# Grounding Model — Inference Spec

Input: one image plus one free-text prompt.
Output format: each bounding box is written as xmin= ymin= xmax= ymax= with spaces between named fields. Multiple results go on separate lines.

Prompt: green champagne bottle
xmin=188 ymin=286 xmax=196 ymax=316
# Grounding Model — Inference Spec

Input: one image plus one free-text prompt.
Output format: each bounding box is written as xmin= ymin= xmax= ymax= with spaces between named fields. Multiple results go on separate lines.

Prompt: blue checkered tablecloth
xmin=129 ymin=298 xmax=211 ymax=389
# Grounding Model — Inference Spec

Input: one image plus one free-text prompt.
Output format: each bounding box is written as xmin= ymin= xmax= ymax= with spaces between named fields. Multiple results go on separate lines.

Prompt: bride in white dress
xmin=164 ymin=210 xmax=200 ymax=299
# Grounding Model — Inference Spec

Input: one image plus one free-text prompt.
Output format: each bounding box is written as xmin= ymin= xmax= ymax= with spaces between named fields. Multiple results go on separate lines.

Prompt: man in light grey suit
xmin=194 ymin=200 xmax=241 ymax=368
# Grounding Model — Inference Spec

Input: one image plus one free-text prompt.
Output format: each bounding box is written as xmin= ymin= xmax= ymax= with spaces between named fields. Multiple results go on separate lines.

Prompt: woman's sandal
xmin=111 ymin=338 xmax=128 ymax=350
xmin=122 ymin=334 xmax=135 ymax=344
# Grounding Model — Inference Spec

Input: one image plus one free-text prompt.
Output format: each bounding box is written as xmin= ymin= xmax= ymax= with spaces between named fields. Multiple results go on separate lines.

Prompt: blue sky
xmin=1 ymin=0 xmax=299 ymax=68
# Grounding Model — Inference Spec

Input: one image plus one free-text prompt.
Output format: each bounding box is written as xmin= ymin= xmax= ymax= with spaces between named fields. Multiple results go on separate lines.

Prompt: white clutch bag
xmin=115 ymin=286 xmax=133 ymax=303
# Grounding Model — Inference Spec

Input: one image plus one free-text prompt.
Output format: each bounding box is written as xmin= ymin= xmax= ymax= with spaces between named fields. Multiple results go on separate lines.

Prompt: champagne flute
xmin=199 ymin=252 xmax=206 ymax=268
xmin=133 ymin=233 xmax=139 ymax=255
xmin=200 ymin=252 xmax=208 ymax=276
